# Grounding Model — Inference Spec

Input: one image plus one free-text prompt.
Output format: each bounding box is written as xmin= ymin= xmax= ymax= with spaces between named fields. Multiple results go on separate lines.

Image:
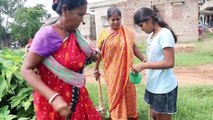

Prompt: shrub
xmin=0 ymin=49 xmax=34 ymax=120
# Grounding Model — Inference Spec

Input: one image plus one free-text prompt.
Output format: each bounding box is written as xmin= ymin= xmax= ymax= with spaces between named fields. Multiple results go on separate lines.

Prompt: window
xmin=101 ymin=16 xmax=109 ymax=27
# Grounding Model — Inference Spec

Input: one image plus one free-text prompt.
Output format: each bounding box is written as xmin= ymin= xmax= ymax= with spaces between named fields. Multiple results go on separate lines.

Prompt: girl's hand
xmin=51 ymin=95 xmax=71 ymax=117
xmin=131 ymin=63 xmax=144 ymax=73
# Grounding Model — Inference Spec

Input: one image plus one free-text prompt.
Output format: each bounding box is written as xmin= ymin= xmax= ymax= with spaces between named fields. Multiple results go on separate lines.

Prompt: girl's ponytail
xmin=134 ymin=6 xmax=177 ymax=43
xmin=155 ymin=15 xmax=177 ymax=43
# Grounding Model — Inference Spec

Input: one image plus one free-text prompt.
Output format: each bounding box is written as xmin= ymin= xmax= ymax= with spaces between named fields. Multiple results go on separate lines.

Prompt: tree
xmin=0 ymin=0 xmax=25 ymax=29
xmin=10 ymin=4 xmax=51 ymax=45
xmin=0 ymin=0 xmax=25 ymax=48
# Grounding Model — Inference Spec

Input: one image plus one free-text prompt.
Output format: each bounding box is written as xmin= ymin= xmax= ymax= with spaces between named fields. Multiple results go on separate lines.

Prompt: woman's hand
xmin=90 ymin=54 xmax=98 ymax=62
xmin=94 ymin=70 xmax=101 ymax=81
xmin=51 ymin=95 xmax=71 ymax=117
xmin=90 ymin=48 xmax=101 ymax=62
xmin=131 ymin=63 xmax=144 ymax=74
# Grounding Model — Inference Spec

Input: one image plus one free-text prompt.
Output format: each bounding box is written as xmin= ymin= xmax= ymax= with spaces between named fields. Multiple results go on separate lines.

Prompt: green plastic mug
xmin=129 ymin=72 xmax=142 ymax=84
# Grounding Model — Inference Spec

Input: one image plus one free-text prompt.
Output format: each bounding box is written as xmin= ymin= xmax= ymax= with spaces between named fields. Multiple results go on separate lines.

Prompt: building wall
xmin=93 ymin=7 xmax=110 ymax=37
xmin=90 ymin=15 xmax=97 ymax=40
xmin=89 ymin=0 xmax=199 ymax=43
xmin=89 ymin=0 xmax=126 ymax=38
xmin=116 ymin=0 xmax=150 ymax=42
xmin=78 ymin=14 xmax=96 ymax=40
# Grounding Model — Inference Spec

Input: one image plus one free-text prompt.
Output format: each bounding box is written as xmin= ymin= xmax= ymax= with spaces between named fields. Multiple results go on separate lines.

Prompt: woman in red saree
xmin=94 ymin=7 xmax=146 ymax=120
xmin=21 ymin=0 xmax=101 ymax=120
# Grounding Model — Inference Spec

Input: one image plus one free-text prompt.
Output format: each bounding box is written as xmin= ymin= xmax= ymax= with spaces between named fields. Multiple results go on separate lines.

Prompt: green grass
xmin=206 ymin=33 xmax=213 ymax=38
xmin=85 ymin=34 xmax=213 ymax=119
xmin=134 ymin=33 xmax=213 ymax=67
xmin=175 ymin=52 xmax=213 ymax=67
xmin=174 ymin=86 xmax=213 ymax=120
xmin=87 ymin=33 xmax=213 ymax=68
xmin=86 ymin=84 xmax=213 ymax=120
xmin=175 ymin=37 xmax=213 ymax=67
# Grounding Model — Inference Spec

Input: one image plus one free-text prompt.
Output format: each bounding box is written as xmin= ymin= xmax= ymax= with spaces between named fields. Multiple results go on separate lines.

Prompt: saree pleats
xmin=100 ymin=26 xmax=138 ymax=120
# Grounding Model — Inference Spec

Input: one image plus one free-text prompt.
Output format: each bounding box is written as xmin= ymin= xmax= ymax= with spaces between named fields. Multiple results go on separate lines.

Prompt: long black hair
xmin=134 ymin=7 xmax=177 ymax=43
xmin=107 ymin=6 xmax=122 ymax=19
xmin=52 ymin=0 xmax=87 ymax=15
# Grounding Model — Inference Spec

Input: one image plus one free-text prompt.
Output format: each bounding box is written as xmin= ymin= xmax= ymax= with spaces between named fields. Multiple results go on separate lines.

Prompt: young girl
xmin=132 ymin=7 xmax=178 ymax=120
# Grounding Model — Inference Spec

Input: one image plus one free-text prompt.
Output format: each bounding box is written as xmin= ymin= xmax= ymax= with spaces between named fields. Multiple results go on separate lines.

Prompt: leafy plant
xmin=0 ymin=106 xmax=16 ymax=120
xmin=0 ymin=49 xmax=35 ymax=119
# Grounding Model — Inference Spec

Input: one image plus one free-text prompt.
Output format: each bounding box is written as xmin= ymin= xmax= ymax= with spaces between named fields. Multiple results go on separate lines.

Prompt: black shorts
xmin=144 ymin=86 xmax=178 ymax=114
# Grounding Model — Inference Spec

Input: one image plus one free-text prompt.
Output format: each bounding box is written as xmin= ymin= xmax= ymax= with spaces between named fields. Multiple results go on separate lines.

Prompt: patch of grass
xmin=136 ymin=43 xmax=146 ymax=52
xmin=206 ymin=33 xmax=213 ymax=38
xmin=89 ymin=33 xmax=213 ymax=68
xmin=135 ymin=84 xmax=148 ymax=119
xmin=175 ymin=38 xmax=213 ymax=67
xmin=134 ymin=43 xmax=147 ymax=64
xmin=175 ymin=52 xmax=213 ymax=67
xmin=86 ymin=83 xmax=109 ymax=110
xmin=134 ymin=34 xmax=213 ymax=67
xmin=86 ymin=84 xmax=213 ymax=120
xmin=174 ymin=86 xmax=213 ymax=120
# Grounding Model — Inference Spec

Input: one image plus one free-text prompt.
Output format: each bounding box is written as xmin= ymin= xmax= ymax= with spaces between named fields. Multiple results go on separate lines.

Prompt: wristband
xmin=48 ymin=93 xmax=59 ymax=104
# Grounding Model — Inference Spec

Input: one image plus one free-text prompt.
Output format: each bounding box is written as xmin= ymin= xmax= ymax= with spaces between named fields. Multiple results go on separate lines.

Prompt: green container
xmin=129 ymin=72 xmax=142 ymax=84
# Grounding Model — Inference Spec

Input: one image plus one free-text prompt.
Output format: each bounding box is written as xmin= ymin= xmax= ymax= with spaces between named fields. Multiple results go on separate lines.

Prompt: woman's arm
xmin=21 ymin=51 xmax=56 ymax=99
xmin=21 ymin=51 xmax=71 ymax=117
xmin=133 ymin=43 xmax=146 ymax=62
xmin=94 ymin=50 xmax=102 ymax=80
xmin=132 ymin=47 xmax=174 ymax=73
xmin=94 ymin=31 xmax=104 ymax=80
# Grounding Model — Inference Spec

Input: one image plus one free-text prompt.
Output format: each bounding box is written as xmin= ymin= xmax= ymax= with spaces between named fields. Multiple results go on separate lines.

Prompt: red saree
xmin=33 ymin=33 xmax=101 ymax=120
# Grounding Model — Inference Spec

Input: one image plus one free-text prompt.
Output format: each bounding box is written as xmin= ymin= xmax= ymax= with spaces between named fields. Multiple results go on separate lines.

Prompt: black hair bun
xmin=52 ymin=2 xmax=58 ymax=11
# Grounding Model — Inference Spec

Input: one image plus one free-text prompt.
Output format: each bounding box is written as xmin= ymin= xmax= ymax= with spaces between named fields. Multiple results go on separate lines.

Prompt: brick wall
xmin=89 ymin=0 xmax=199 ymax=43
xmin=78 ymin=14 xmax=97 ymax=40
xmin=116 ymin=0 xmax=150 ymax=43
xmin=151 ymin=0 xmax=199 ymax=42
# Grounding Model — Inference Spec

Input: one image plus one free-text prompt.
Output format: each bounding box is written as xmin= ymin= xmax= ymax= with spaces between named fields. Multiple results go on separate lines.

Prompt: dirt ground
xmin=84 ymin=63 xmax=213 ymax=87
xmin=84 ymin=42 xmax=213 ymax=86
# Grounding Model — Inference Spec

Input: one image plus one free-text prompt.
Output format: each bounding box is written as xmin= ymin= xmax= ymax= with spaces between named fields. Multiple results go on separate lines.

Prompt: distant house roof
xmin=200 ymin=10 xmax=213 ymax=15
xmin=200 ymin=0 xmax=213 ymax=10
xmin=89 ymin=0 xmax=127 ymax=9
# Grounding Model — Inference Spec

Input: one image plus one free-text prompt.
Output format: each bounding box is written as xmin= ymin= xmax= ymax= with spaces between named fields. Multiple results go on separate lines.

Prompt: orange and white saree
xmin=97 ymin=26 xmax=138 ymax=120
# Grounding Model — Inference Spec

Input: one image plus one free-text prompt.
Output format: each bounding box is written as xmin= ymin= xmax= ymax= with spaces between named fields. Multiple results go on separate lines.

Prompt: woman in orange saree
xmin=94 ymin=7 xmax=146 ymax=120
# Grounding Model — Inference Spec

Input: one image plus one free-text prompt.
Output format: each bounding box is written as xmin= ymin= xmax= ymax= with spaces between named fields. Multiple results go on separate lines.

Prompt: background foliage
xmin=10 ymin=4 xmax=50 ymax=45
xmin=0 ymin=0 xmax=26 ymax=48
xmin=0 ymin=0 xmax=51 ymax=48
xmin=0 ymin=49 xmax=35 ymax=120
